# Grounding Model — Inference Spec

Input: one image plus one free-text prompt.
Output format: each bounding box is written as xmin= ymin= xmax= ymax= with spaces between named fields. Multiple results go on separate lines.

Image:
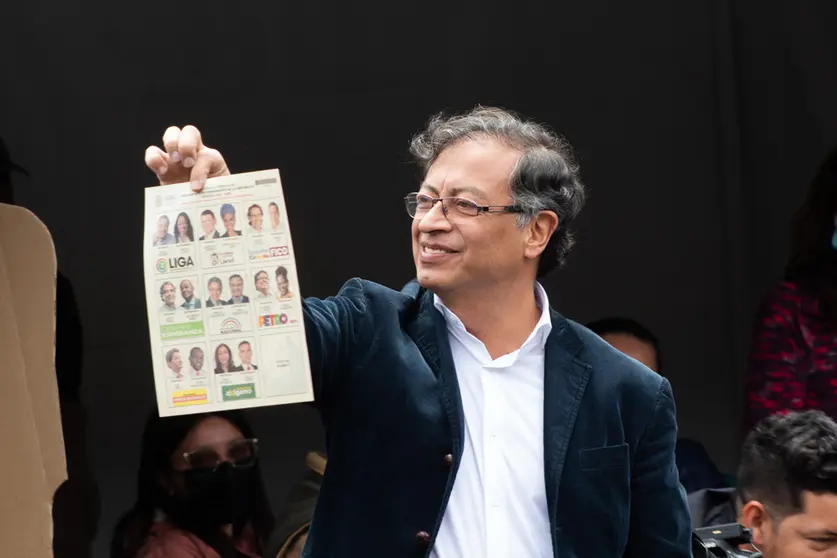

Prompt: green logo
xmin=160 ymin=321 xmax=205 ymax=340
xmin=223 ymin=383 xmax=257 ymax=401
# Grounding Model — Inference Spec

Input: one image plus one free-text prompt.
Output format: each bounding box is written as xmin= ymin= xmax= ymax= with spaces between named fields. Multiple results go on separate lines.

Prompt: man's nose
xmin=417 ymin=200 xmax=452 ymax=232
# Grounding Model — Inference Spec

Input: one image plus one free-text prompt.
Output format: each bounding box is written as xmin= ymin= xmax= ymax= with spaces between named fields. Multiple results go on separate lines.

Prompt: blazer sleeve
xmin=624 ymin=378 xmax=692 ymax=558
xmin=302 ymin=278 xmax=374 ymax=407
xmin=743 ymin=283 xmax=808 ymax=433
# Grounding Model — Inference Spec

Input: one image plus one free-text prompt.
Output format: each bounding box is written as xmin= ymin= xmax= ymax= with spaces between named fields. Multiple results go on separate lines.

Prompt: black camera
xmin=692 ymin=523 xmax=762 ymax=557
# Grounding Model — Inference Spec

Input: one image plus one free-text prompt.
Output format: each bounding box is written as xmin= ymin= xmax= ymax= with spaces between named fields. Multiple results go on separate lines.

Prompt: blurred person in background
xmin=110 ymin=410 xmax=273 ymax=558
xmin=744 ymin=150 xmax=837 ymax=432
xmin=690 ymin=410 xmax=837 ymax=558
xmin=267 ymin=452 xmax=326 ymax=558
xmin=588 ymin=317 xmax=726 ymax=493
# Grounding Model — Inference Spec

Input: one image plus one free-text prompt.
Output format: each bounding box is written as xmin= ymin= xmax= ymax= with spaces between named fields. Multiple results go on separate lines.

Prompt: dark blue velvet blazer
xmin=299 ymin=279 xmax=692 ymax=557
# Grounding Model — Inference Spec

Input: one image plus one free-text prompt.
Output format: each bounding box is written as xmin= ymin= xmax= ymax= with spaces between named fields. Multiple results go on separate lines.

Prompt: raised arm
xmin=301 ymin=280 xmax=374 ymax=407
xmin=624 ymin=378 xmax=692 ymax=557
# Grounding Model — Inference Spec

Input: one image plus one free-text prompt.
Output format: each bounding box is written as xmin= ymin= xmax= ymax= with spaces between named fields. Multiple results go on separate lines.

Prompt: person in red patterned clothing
xmin=744 ymin=149 xmax=837 ymax=433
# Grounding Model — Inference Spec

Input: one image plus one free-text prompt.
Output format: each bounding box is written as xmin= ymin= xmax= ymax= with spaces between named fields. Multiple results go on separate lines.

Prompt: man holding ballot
xmin=144 ymin=107 xmax=692 ymax=557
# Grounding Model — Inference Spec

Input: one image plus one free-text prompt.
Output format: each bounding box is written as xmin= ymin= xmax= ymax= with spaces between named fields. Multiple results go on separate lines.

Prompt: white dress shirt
xmin=431 ymin=283 xmax=553 ymax=558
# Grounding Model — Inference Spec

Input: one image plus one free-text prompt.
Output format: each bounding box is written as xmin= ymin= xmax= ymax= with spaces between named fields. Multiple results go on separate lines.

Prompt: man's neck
xmin=439 ymin=280 xmax=543 ymax=360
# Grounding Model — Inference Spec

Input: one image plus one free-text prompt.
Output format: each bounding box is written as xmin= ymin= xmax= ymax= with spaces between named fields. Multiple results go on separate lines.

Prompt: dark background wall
xmin=2 ymin=0 xmax=837 ymax=556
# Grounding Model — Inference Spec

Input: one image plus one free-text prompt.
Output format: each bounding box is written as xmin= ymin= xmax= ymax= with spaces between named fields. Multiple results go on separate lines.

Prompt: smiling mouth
xmin=422 ymin=246 xmax=456 ymax=255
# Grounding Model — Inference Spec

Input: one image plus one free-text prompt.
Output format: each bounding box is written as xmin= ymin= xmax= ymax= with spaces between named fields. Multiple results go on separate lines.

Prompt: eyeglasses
xmin=181 ymin=438 xmax=259 ymax=471
xmin=404 ymin=192 xmax=523 ymax=219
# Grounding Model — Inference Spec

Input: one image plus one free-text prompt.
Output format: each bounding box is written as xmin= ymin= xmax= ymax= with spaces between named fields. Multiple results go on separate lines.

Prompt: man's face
xmin=223 ymin=212 xmax=236 ymax=232
xmin=412 ymin=139 xmax=526 ymax=296
xmin=249 ymin=207 xmax=263 ymax=231
xmin=230 ymin=276 xmax=244 ymax=298
xmin=180 ymin=280 xmax=194 ymax=301
xmin=276 ymin=274 xmax=289 ymax=296
xmin=190 ymin=349 xmax=204 ymax=370
xmin=208 ymin=281 xmax=221 ymax=300
xmin=239 ymin=343 xmax=252 ymax=365
xmin=169 ymin=351 xmax=183 ymax=371
xmin=601 ymin=333 xmax=659 ymax=372
xmin=201 ymin=214 xmax=216 ymax=235
xmin=162 ymin=283 xmax=176 ymax=306
xmin=269 ymin=204 xmax=280 ymax=227
xmin=744 ymin=492 xmax=837 ymax=558
xmin=157 ymin=216 xmax=169 ymax=237
xmin=255 ymin=272 xmax=269 ymax=294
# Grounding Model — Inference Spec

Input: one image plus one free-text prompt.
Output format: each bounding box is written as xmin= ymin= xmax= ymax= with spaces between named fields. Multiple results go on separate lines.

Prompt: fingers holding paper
xmin=145 ymin=125 xmax=230 ymax=191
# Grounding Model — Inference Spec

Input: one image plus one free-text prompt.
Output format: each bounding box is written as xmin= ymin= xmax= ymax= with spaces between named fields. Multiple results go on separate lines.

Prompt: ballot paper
xmin=143 ymin=169 xmax=314 ymax=416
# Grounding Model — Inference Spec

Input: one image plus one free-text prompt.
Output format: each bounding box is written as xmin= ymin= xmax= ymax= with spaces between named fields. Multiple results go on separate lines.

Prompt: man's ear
xmin=740 ymin=500 xmax=773 ymax=547
xmin=523 ymin=211 xmax=559 ymax=261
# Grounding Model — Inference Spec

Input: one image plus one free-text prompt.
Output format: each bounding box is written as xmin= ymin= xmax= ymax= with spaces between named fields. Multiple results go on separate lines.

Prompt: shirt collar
xmin=433 ymin=282 xmax=553 ymax=349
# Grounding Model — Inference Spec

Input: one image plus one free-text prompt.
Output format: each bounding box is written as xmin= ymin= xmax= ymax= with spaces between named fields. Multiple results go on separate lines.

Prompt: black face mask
xmin=164 ymin=462 xmax=253 ymax=529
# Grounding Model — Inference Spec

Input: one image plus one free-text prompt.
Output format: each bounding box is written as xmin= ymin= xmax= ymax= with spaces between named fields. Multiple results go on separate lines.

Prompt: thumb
xmin=190 ymin=147 xmax=230 ymax=192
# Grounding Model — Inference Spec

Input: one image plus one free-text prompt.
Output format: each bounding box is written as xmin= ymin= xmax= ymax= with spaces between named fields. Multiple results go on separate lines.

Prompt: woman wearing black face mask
xmin=110 ymin=410 xmax=274 ymax=558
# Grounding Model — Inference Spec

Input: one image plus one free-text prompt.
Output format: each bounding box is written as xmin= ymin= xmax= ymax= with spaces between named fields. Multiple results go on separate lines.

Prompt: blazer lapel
xmin=404 ymin=284 xmax=465 ymax=453
xmin=543 ymin=311 xmax=591 ymax=525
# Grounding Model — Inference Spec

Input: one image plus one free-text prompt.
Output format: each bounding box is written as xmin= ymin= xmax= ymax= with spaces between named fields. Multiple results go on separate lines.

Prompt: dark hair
xmin=737 ymin=410 xmax=837 ymax=518
xmin=586 ymin=317 xmax=662 ymax=372
xmin=229 ymin=274 xmax=243 ymax=283
xmin=110 ymin=410 xmax=274 ymax=558
xmin=785 ymin=149 xmax=837 ymax=320
xmin=174 ymin=212 xmax=195 ymax=242
xmin=409 ymin=106 xmax=586 ymax=275
xmin=275 ymin=266 xmax=288 ymax=280
xmin=215 ymin=343 xmax=234 ymax=373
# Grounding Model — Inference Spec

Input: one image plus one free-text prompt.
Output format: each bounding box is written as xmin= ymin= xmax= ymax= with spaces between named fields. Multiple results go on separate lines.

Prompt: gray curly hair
xmin=409 ymin=106 xmax=586 ymax=276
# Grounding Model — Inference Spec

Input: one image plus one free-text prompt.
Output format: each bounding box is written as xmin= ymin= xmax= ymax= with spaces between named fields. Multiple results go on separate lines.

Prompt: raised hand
xmin=144 ymin=125 xmax=230 ymax=192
